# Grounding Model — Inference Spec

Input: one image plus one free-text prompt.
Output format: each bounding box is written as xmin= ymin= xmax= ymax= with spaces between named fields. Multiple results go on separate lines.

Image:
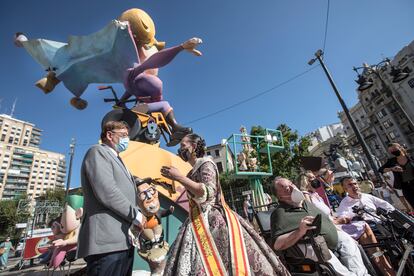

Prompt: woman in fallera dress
xmin=160 ymin=133 xmax=290 ymax=276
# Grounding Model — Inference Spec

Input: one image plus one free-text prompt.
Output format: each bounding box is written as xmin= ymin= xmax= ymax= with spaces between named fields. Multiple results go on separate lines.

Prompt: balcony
xmin=12 ymin=156 xmax=33 ymax=164
xmin=5 ymin=178 xmax=27 ymax=184
xmin=11 ymin=160 xmax=32 ymax=167
xmin=4 ymin=185 xmax=27 ymax=190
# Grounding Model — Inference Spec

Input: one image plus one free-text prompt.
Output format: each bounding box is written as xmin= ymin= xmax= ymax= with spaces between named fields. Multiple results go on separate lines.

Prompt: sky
xmin=0 ymin=0 xmax=413 ymax=188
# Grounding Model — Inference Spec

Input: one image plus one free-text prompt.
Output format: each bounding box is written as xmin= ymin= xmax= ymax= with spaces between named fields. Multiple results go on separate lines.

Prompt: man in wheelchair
xmin=336 ymin=177 xmax=396 ymax=276
xmin=337 ymin=177 xmax=395 ymax=223
xmin=270 ymin=177 xmax=369 ymax=276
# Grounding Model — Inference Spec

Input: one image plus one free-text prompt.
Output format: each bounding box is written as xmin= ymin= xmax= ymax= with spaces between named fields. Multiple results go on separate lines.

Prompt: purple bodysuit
xmin=123 ymin=45 xmax=184 ymax=114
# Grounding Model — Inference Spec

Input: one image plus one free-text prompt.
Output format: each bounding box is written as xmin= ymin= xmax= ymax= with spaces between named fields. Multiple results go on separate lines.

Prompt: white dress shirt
xmin=337 ymin=193 xmax=395 ymax=222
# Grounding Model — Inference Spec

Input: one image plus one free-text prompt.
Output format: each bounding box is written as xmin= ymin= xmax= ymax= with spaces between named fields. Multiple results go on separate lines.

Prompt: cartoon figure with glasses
xmin=131 ymin=178 xmax=174 ymax=275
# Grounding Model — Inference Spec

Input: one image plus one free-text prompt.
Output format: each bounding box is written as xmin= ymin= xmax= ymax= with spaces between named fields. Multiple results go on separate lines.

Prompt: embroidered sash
xmin=189 ymin=157 xmax=250 ymax=276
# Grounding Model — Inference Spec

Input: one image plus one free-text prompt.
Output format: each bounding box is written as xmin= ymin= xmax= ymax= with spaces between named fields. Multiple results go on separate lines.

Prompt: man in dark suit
xmin=78 ymin=121 xmax=144 ymax=276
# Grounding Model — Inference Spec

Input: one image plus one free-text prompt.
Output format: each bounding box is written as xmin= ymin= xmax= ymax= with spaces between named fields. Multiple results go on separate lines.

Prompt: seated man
xmin=337 ymin=176 xmax=395 ymax=223
xmin=324 ymin=177 xmax=395 ymax=276
xmin=271 ymin=177 xmax=369 ymax=276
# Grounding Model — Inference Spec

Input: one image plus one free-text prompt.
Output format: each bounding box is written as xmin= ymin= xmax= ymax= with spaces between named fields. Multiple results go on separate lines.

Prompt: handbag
xmin=0 ymin=247 xmax=6 ymax=256
xmin=311 ymin=235 xmax=332 ymax=262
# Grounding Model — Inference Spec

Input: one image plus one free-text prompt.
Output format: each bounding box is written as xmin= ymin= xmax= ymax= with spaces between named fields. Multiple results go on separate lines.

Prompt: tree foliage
xmin=38 ymin=188 xmax=66 ymax=205
xmin=219 ymin=173 xmax=248 ymax=191
xmin=0 ymin=197 xmax=30 ymax=240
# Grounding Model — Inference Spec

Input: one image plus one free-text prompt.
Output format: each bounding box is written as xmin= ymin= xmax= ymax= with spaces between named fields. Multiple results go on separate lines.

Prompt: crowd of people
xmin=266 ymin=142 xmax=414 ymax=276
xmin=2 ymin=122 xmax=412 ymax=276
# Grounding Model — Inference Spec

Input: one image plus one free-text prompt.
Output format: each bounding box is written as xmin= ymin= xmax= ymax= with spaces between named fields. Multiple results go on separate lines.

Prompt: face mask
xmin=178 ymin=147 xmax=191 ymax=162
xmin=291 ymin=188 xmax=305 ymax=204
xmin=115 ymin=137 xmax=129 ymax=152
xmin=310 ymin=179 xmax=321 ymax=189
xmin=391 ymin=150 xmax=401 ymax=157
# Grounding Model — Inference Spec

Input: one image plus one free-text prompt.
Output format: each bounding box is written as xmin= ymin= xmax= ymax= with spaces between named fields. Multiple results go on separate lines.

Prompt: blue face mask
xmin=115 ymin=137 xmax=129 ymax=152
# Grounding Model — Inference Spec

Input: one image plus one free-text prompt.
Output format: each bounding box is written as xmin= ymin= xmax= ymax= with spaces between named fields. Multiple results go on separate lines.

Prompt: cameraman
xmin=271 ymin=177 xmax=369 ymax=276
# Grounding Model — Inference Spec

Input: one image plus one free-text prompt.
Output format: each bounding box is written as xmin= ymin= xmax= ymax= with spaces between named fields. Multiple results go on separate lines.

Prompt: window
xmin=206 ymin=151 xmax=211 ymax=156
xmin=408 ymin=78 xmax=414 ymax=88
xmin=389 ymin=132 xmax=396 ymax=139
xmin=215 ymin=150 xmax=220 ymax=157
xmin=377 ymin=109 xmax=387 ymax=119
xmin=383 ymin=120 xmax=393 ymax=129
xmin=216 ymin=162 xmax=223 ymax=173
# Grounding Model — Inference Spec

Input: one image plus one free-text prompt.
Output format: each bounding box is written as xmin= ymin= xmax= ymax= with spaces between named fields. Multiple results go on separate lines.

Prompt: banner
xmin=23 ymin=235 xmax=54 ymax=259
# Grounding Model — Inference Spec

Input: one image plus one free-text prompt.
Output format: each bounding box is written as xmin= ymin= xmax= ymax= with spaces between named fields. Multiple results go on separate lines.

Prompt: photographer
xmin=271 ymin=177 xmax=369 ymax=276
xmin=379 ymin=143 xmax=414 ymax=210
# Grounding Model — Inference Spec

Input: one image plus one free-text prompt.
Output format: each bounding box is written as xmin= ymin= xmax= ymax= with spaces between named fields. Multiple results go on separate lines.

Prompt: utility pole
xmin=65 ymin=138 xmax=76 ymax=197
xmin=309 ymin=50 xmax=383 ymax=183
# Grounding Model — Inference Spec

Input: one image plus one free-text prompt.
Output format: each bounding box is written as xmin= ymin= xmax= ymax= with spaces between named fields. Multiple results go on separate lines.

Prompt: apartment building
xmin=0 ymin=114 xmax=66 ymax=200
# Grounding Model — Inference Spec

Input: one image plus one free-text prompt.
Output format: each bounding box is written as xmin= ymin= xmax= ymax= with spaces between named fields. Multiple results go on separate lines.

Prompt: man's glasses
xmin=138 ymin=186 xmax=157 ymax=201
xmin=111 ymin=131 xmax=129 ymax=138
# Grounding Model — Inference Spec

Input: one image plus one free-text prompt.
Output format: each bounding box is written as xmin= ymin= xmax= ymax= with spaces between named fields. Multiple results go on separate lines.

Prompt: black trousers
xmin=84 ymin=247 xmax=134 ymax=276
xmin=402 ymin=180 xmax=414 ymax=209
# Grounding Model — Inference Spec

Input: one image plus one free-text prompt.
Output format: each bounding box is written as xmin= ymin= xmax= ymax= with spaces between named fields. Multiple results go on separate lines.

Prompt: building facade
xmin=337 ymin=102 xmax=387 ymax=170
xmin=0 ymin=114 xmax=66 ymax=200
xmin=205 ymin=144 xmax=234 ymax=174
xmin=355 ymin=40 xmax=414 ymax=155
xmin=308 ymin=123 xmax=344 ymax=153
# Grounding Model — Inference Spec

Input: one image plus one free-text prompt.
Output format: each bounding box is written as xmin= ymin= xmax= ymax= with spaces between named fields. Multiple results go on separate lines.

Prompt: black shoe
xmin=167 ymin=131 xmax=190 ymax=147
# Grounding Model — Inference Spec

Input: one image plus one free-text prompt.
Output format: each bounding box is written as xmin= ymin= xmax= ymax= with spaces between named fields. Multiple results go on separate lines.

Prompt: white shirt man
xmin=337 ymin=177 xmax=394 ymax=223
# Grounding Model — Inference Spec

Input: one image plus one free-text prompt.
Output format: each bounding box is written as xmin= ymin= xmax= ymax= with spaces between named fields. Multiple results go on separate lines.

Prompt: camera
xmin=376 ymin=207 xmax=414 ymax=242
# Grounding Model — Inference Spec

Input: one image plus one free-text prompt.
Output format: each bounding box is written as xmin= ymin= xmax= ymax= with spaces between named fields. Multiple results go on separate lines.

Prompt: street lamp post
xmin=309 ymin=49 xmax=383 ymax=183
xmin=353 ymin=59 xmax=414 ymax=131
xmin=65 ymin=138 xmax=76 ymax=197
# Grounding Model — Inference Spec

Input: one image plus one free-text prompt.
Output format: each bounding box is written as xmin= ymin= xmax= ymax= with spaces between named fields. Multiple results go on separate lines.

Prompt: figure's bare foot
xmin=181 ymin=37 xmax=203 ymax=56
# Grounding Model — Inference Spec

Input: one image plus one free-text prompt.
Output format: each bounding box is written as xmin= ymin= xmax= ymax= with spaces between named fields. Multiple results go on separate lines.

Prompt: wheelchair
xmin=99 ymin=85 xmax=183 ymax=146
xmin=253 ymin=203 xmax=377 ymax=276
xmin=353 ymin=206 xmax=414 ymax=276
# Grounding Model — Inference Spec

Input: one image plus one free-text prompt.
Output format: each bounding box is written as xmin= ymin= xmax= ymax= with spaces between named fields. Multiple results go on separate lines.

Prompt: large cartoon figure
xmin=49 ymin=195 xmax=83 ymax=269
xmin=116 ymin=9 xmax=202 ymax=141
xmin=130 ymin=178 xmax=174 ymax=276
xmin=15 ymin=8 xmax=202 ymax=143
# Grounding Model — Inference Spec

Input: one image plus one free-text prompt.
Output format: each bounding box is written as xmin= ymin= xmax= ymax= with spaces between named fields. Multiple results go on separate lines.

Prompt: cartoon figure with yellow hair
xmin=15 ymin=8 xmax=201 ymax=144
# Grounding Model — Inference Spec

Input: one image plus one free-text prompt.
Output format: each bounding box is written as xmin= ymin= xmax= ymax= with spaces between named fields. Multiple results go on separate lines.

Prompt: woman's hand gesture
xmin=161 ymin=166 xmax=184 ymax=181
